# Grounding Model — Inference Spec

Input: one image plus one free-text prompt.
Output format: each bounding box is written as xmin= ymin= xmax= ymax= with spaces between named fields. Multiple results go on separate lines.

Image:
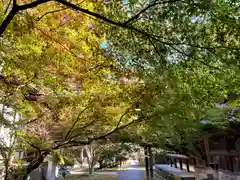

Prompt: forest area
xmin=0 ymin=0 xmax=239 ymax=179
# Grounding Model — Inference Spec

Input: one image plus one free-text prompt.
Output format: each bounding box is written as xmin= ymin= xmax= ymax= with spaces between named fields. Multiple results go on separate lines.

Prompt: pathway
xmin=118 ymin=167 xmax=145 ymax=180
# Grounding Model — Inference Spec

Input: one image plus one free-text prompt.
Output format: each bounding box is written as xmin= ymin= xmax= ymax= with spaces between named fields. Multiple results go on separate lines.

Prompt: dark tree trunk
xmin=144 ymin=146 xmax=149 ymax=180
xmin=148 ymin=146 xmax=154 ymax=179
xmin=88 ymin=156 xmax=95 ymax=174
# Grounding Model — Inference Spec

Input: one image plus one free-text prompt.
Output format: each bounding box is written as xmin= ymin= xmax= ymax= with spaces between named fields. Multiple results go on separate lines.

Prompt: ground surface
xmin=66 ymin=174 xmax=118 ymax=180
xmin=117 ymin=168 xmax=145 ymax=180
xmin=68 ymin=166 xmax=145 ymax=180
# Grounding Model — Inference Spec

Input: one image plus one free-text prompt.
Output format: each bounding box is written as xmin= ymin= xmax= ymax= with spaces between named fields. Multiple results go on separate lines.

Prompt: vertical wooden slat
xmin=174 ymin=158 xmax=177 ymax=168
xmin=229 ymin=156 xmax=234 ymax=172
xmin=186 ymin=160 xmax=190 ymax=172
xmin=179 ymin=160 xmax=183 ymax=170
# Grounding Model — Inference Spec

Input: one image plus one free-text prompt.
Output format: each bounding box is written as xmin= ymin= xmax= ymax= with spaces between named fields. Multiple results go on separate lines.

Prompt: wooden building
xmin=155 ymin=94 xmax=240 ymax=179
xmin=204 ymin=122 xmax=240 ymax=173
xmin=155 ymin=122 xmax=240 ymax=179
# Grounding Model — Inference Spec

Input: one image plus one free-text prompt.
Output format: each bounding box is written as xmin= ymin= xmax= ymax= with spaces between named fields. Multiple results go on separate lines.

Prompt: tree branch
xmin=65 ymin=115 xmax=149 ymax=148
xmin=0 ymin=0 xmax=50 ymax=36
xmin=0 ymin=5 xmax=18 ymax=36
xmin=0 ymin=0 xmax=169 ymax=37
xmin=64 ymin=106 xmax=90 ymax=140
xmin=4 ymin=0 xmax=13 ymax=14
xmin=67 ymin=119 xmax=98 ymax=140
xmin=123 ymin=0 xmax=180 ymax=25
xmin=34 ymin=0 xmax=86 ymax=21
xmin=115 ymin=109 xmax=131 ymax=129
xmin=24 ymin=140 xmax=41 ymax=152
xmin=0 ymin=0 xmax=237 ymax=61
xmin=55 ymin=0 xmax=126 ymax=27
xmin=55 ymin=0 xmax=166 ymax=46
xmin=55 ymin=0 xmax=172 ymax=46
xmin=67 ymin=101 xmax=144 ymax=142
xmin=34 ymin=7 xmax=69 ymax=21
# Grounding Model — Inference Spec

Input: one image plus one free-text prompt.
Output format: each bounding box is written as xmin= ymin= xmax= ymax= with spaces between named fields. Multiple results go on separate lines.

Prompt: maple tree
xmin=0 ymin=1 xmax=147 ymax=179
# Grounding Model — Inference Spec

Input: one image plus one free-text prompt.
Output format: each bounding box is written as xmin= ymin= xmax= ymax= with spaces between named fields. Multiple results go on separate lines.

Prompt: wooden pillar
xmin=174 ymin=158 xmax=177 ymax=168
xmin=148 ymin=146 xmax=154 ymax=179
xmin=179 ymin=160 xmax=183 ymax=170
xmin=186 ymin=160 xmax=190 ymax=172
xmin=144 ymin=146 xmax=150 ymax=180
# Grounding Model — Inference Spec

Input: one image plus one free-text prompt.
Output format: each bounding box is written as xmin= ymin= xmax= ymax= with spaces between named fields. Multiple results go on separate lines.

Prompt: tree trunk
xmin=144 ymin=146 xmax=149 ymax=180
xmin=85 ymin=145 xmax=95 ymax=174
xmin=4 ymin=158 xmax=10 ymax=180
xmin=80 ymin=148 xmax=84 ymax=168
xmin=88 ymin=158 xmax=95 ymax=174
xmin=148 ymin=146 xmax=154 ymax=179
